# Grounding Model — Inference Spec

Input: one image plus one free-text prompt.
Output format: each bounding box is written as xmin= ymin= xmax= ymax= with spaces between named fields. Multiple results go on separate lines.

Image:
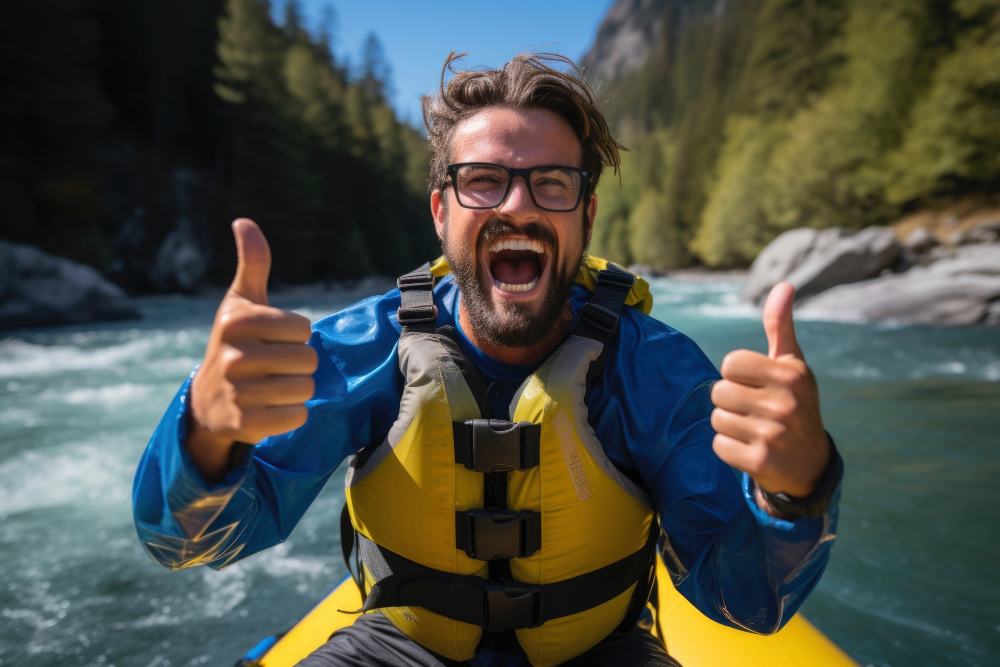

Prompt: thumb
xmin=230 ymin=218 xmax=271 ymax=305
xmin=762 ymin=282 xmax=803 ymax=360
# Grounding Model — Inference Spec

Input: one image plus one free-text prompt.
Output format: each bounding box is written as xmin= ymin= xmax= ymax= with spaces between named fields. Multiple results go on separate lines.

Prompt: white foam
xmin=37 ymin=382 xmax=154 ymax=406
xmin=0 ymin=443 xmax=128 ymax=515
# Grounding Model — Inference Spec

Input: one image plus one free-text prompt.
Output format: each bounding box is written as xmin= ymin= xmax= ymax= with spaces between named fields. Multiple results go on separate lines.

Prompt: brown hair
xmin=421 ymin=52 xmax=626 ymax=198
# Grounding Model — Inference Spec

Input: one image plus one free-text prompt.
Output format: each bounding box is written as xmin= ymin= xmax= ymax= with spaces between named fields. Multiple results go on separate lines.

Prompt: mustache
xmin=478 ymin=219 xmax=557 ymax=251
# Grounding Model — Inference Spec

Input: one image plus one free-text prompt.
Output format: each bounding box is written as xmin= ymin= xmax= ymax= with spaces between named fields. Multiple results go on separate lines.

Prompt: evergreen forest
xmin=591 ymin=0 xmax=1000 ymax=269
xmin=0 ymin=0 xmax=436 ymax=292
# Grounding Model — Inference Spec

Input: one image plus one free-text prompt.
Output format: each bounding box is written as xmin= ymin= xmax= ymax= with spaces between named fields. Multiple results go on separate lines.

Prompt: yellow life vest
xmin=344 ymin=257 xmax=657 ymax=666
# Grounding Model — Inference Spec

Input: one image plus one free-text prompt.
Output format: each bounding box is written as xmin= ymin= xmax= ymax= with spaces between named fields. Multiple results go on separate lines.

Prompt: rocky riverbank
xmin=0 ymin=241 xmax=140 ymax=329
xmin=742 ymin=220 xmax=1000 ymax=327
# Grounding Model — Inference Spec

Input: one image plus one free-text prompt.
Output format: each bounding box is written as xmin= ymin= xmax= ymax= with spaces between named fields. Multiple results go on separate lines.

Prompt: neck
xmin=458 ymin=298 xmax=574 ymax=366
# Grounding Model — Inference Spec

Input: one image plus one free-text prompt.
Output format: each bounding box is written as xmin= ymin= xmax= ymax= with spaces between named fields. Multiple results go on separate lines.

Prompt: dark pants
xmin=296 ymin=611 xmax=681 ymax=667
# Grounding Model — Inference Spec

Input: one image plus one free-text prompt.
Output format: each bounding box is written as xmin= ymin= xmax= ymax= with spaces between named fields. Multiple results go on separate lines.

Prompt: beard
xmin=442 ymin=216 xmax=587 ymax=349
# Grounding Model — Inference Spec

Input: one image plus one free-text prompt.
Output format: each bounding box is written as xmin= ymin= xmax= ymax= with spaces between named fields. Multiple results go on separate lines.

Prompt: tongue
xmin=492 ymin=259 xmax=539 ymax=285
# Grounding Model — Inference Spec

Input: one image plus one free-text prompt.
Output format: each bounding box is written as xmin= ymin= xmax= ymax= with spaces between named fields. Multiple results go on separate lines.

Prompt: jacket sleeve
xmin=650 ymin=387 xmax=842 ymax=634
xmin=601 ymin=311 xmax=840 ymax=634
xmin=131 ymin=292 xmax=404 ymax=571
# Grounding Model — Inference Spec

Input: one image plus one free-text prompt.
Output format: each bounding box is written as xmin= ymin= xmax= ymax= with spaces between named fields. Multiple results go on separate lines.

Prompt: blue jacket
xmin=132 ymin=274 xmax=840 ymax=634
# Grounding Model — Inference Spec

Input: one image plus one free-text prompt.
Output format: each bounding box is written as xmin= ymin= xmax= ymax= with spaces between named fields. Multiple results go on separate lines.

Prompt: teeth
xmin=489 ymin=238 xmax=545 ymax=254
xmin=498 ymin=277 xmax=539 ymax=293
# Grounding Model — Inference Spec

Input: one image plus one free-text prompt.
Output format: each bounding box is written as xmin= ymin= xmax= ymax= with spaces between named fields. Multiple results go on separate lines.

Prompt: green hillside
xmin=0 ymin=0 xmax=436 ymax=291
xmin=590 ymin=0 xmax=1000 ymax=269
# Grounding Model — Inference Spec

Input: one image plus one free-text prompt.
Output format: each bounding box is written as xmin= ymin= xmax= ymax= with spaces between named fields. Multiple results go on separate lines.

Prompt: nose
xmin=495 ymin=175 xmax=538 ymax=220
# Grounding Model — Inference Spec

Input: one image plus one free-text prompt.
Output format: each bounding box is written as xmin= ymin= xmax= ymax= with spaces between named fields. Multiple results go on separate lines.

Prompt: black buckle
xmin=396 ymin=304 xmax=438 ymax=325
xmin=596 ymin=268 xmax=634 ymax=290
xmin=397 ymin=272 xmax=434 ymax=291
xmin=455 ymin=420 xmax=540 ymax=472
xmin=579 ymin=302 xmax=618 ymax=335
xmin=457 ymin=508 xmax=541 ymax=560
xmin=484 ymin=580 xmax=541 ymax=632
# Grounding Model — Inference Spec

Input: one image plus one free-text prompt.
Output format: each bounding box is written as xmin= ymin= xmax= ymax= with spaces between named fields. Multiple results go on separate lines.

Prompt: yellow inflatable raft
xmin=239 ymin=560 xmax=857 ymax=666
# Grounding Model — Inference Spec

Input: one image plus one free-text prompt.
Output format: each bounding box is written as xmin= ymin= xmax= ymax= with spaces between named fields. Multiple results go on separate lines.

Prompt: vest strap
xmin=396 ymin=264 xmax=437 ymax=332
xmin=571 ymin=264 xmax=635 ymax=343
xmin=352 ymin=534 xmax=653 ymax=633
xmin=455 ymin=508 xmax=541 ymax=561
xmin=453 ymin=419 xmax=541 ymax=472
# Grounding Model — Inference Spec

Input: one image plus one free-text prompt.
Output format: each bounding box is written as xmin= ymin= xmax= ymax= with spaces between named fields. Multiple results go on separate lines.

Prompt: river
xmin=1 ymin=278 xmax=998 ymax=667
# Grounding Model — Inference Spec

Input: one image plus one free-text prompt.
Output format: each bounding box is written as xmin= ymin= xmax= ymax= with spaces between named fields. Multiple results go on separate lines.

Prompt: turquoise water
xmin=0 ymin=279 xmax=997 ymax=667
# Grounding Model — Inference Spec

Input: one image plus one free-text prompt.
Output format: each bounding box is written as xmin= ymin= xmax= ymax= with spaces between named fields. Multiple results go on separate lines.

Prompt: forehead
xmin=449 ymin=107 xmax=583 ymax=167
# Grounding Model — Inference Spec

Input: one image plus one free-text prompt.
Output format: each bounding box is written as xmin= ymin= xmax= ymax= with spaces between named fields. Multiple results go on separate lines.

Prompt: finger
xmin=222 ymin=305 xmax=312 ymax=344
xmin=762 ymin=282 xmax=803 ymax=360
xmin=711 ymin=379 xmax=764 ymax=416
xmin=227 ymin=342 xmax=319 ymax=378
xmin=711 ymin=408 xmax=775 ymax=445
xmin=712 ymin=432 xmax=768 ymax=476
xmin=240 ymin=404 xmax=309 ymax=441
xmin=230 ymin=218 xmax=272 ymax=305
xmin=719 ymin=349 xmax=772 ymax=387
xmin=235 ymin=375 xmax=315 ymax=407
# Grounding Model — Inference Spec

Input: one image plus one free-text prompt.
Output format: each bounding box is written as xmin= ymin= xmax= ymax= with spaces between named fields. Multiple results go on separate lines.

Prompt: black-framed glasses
xmin=445 ymin=163 xmax=591 ymax=213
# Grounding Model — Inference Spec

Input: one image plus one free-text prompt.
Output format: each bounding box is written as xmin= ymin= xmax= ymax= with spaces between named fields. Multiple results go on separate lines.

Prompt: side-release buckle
xmin=396 ymin=272 xmax=437 ymax=326
xmin=453 ymin=419 xmax=540 ymax=472
xmin=456 ymin=508 xmax=541 ymax=560
xmin=484 ymin=580 xmax=542 ymax=632
xmin=579 ymin=302 xmax=618 ymax=335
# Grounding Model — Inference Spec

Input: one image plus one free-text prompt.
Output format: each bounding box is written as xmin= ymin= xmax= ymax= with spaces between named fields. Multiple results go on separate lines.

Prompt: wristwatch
xmin=759 ymin=434 xmax=842 ymax=518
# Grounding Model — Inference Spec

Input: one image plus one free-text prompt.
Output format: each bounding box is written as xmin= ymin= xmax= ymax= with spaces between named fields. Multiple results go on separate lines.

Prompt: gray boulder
xmin=904 ymin=227 xmax=939 ymax=253
xmin=742 ymin=226 xmax=890 ymax=303
xmin=785 ymin=226 xmax=902 ymax=300
xmin=796 ymin=244 xmax=1000 ymax=326
xmin=0 ymin=240 xmax=140 ymax=329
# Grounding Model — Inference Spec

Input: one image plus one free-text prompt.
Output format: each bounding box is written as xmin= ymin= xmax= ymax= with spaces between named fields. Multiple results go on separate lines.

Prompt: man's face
xmin=431 ymin=107 xmax=597 ymax=348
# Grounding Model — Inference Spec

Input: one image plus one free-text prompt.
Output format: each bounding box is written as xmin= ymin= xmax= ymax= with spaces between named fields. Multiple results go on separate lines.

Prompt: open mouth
xmin=486 ymin=237 xmax=549 ymax=296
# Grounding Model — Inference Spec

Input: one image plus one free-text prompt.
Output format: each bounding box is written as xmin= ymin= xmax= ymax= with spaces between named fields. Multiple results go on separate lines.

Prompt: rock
xmin=742 ymin=226 xmax=899 ymax=304
xmin=785 ymin=226 xmax=902 ymax=301
xmin=904 ymin=227 xmax=938 ymax=253
xmin=0 ymin=240 xmax=140 ymax=329
xmin=743 ymin=228 xmax=830 ymax=303
xmin=950 ymin=226 xmax=1000 ymax=246
xmin=580 ymin=0 xmax=668 ymax=83
xmin=796 ymin=244 xmax=1000 ymax=326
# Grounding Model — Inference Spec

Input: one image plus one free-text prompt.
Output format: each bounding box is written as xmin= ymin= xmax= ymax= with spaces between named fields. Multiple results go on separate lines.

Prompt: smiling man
xmin=133 ymin=53 xmax=842 ymax=667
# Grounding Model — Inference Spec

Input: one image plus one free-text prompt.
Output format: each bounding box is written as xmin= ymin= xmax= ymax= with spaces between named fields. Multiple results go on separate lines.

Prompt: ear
xmin=583 ymin=192 xmax=597 ymax=247
xmin=431 ymin=189 xmax=446 ymax=242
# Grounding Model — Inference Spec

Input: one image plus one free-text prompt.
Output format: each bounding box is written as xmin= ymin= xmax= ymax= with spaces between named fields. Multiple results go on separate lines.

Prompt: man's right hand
xmin=187 ymin=218 xmax=318 ymax=482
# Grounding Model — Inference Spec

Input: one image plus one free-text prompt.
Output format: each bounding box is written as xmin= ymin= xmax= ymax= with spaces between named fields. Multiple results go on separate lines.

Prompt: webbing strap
xmin=352 ymin=534 xmax=653 ymax=632
xmin=396 ymin=264 xmax=437 ymax=333
xmin=570 ymin=264 xmax=635 ymax=343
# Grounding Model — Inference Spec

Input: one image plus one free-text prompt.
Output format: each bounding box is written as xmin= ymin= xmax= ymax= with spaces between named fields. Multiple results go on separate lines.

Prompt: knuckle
xmin=746 ymin=448 xmax=770 ymax=475
xmin=218 ymin=308 xmax=250 ymax=331
xmin=302 ymin=376 xmax=316 ymax=399
xmin=221 ymin=346 xmax=246 ymax=372
xmin=770 ymin=394 xmax=798 ymax=420
xmin=290 ymin=405 xmax=309 ymax=429
xmin=304 ymin=345 xmax=319 ymax=372
xmin=720 ymin=351 xmax=743 ymax=376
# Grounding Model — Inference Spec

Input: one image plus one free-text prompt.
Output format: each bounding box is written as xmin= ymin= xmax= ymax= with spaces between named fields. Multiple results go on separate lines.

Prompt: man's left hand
xmin=710 ymin=282 xmax=830 ymax=502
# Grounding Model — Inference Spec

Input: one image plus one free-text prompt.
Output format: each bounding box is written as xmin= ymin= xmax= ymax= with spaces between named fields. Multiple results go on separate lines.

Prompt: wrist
xmin=757 ymin=434 xmax=842 ymax=519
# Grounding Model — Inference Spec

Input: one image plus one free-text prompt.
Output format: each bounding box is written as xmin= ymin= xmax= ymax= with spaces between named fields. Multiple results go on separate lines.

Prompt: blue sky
xmin=273 ymin=0 xmax=615 ymax=125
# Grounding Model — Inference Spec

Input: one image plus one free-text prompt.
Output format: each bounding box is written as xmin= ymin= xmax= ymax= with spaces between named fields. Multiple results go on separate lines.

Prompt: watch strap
xmin=760 ymin=433 xmax=842 ymax=518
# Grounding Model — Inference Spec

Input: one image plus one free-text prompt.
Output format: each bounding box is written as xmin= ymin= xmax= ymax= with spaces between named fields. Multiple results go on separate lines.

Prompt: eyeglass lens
xmin=453 ymin=165 xmax=582 ymax=211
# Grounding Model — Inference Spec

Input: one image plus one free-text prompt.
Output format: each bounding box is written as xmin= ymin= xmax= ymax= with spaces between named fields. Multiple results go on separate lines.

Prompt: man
xmin=133 ymin=53 xmax=841 ymax=667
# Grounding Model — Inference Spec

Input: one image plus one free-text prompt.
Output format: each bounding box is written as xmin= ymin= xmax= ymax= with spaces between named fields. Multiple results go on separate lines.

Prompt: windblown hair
xmin=422 ymin=52 xmax=626 ymax=197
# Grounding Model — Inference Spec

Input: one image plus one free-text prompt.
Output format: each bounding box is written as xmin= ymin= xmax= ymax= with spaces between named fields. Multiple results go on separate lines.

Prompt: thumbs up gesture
xmin=187 ymin=219 xmax=318 ymax=481
xmin=710 ymin=283 xmax=830 ymax=505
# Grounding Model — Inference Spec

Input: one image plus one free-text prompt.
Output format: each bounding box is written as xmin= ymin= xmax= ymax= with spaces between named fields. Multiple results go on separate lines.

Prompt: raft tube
xmin=238 ymin=560 xmax=857 ymax=666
